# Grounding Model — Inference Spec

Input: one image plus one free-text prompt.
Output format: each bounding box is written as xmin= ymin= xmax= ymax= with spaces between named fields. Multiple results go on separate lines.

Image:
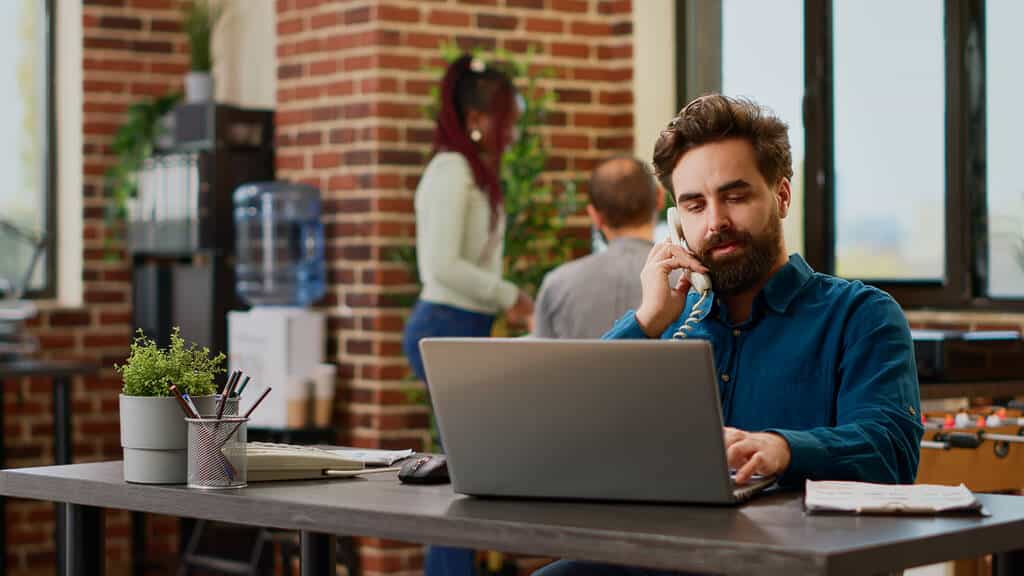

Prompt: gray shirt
xmin=533 ymin=237 xmax=652 ymax=339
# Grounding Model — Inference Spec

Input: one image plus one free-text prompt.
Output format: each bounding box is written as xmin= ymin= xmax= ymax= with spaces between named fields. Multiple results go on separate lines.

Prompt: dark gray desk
xmin=4 ymin=462 xmax=1024 ymax=576
xmin=0 ymin=360 xmax=97 ymax=576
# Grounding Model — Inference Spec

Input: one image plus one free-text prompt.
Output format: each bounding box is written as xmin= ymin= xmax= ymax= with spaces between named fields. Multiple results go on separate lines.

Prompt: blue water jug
xmin=233 ymin=182 xmax=326 ymax=307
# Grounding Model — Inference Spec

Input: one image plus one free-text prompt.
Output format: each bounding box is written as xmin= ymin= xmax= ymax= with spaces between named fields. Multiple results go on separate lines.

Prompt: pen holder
xmin=202 ymin=394 xmax=238 ymax=417
xmin=186 ymin=417 xmax=248 ymax=489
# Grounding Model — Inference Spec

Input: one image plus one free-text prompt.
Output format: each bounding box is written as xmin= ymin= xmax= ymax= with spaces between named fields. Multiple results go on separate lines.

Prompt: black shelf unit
xmin=128 ymin=102 xmax=274 ymax=576
xmin=130 ymin=102 xmax=274 ymax=357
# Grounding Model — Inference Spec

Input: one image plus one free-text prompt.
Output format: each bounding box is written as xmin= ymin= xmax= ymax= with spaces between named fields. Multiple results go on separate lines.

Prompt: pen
xmin=221 ymin=370 xmax=240 ymax=396
xmin=234 ymin=376 xmax=251 ymax=397
xmin=181 ymin=393 xmax=201 ymax=417
xmin=216 ymin=386 xmax=272 ymax=449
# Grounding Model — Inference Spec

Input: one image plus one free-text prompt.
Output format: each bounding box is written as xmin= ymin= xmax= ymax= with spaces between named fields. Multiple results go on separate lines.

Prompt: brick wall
xmin=274 ymin=0 xmax=633 ymax=572
xmin=5 ymin=1 xmax=188 ymax=574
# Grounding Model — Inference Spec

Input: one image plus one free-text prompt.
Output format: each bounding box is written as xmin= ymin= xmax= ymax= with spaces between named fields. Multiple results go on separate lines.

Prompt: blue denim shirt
xmin=603 ymin=254 xmax=923 ymax=485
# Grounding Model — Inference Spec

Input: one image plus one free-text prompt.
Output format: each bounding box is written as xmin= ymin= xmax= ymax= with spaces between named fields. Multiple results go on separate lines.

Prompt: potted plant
xmin=180 ymin=0 xmax=225 ymax=103
xmin=105 ymin=92 xmax=181 ymax=227
xmin=116 ymin=327 xmax=225 ymax=483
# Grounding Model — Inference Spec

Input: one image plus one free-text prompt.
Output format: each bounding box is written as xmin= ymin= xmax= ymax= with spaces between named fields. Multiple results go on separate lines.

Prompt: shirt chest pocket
xmin=749 ymin=358 xmax=835 ymax=426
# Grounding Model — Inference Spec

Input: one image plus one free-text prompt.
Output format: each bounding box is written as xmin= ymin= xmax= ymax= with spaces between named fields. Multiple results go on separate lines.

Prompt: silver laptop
xmin=419 ymin=338 xmax=775 ymax=505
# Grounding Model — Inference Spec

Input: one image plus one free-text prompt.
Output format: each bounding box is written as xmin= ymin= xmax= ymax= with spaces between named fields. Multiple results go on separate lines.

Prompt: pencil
xmin=216 ymin=386 xmax=272 ymax=449
xmin=169 ymin=384 xmax=199 ymax=418
xmin=216 ymin=371 xmax=242 ymax=419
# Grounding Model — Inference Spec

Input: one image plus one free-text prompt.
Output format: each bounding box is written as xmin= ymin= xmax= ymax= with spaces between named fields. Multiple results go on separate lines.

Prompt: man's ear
xmin=586 ymin=204 xmax=605 ymax=231
xmin=655 ymin=186 xmax=666 ymax=212
xmin=776 ymin=178 xmax=792 ymax=219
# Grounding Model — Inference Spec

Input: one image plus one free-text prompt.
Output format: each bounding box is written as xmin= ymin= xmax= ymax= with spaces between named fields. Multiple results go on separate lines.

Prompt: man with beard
xmin=534 ymin=95 xmax=923 ymax=576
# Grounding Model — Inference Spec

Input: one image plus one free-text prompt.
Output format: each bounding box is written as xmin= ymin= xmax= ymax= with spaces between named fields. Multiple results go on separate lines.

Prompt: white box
xmin=228 ymin=307 xmax=325 ymax=428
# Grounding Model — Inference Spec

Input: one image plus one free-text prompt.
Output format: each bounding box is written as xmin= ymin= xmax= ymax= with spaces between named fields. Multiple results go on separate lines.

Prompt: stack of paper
xmin=805 ymin=480 xmax=987 ymax=515
xmin=246 ymin=442 xmax=364 ymax=481
xmin=323 ymin=448 xmax=414 ymax=466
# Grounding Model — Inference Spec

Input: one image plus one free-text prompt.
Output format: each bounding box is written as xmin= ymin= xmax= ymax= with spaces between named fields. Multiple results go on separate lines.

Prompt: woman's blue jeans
xmin=402 ymin=300 xmax=495 ymax=576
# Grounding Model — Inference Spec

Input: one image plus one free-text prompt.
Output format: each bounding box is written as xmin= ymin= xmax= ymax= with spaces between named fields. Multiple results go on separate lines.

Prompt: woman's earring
xmin=470 ymin=129 xmax=483 ymax=143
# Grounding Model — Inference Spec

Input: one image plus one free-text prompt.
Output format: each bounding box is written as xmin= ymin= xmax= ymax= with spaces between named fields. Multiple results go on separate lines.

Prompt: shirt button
xmin=721 ymin=373 xmax=730 ymax=382
xmin=732 ymin=329 xmax=741 ymax=337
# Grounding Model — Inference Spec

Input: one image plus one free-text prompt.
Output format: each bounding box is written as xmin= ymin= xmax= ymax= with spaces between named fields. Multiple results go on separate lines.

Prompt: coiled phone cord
xmin=671 ymin=289 xmax=710 ymax=340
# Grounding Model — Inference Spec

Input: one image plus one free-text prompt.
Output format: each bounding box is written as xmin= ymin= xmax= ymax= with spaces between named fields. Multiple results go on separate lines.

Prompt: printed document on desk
xmin=805 ymin=480 xmax=987 ymax=515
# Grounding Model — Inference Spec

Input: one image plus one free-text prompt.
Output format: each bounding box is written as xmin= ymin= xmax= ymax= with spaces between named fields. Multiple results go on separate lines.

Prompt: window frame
xmin=18 ymin=0 xmax=57 ymax=299
xmin=679 ymin=0 xmax=1022 ymax=310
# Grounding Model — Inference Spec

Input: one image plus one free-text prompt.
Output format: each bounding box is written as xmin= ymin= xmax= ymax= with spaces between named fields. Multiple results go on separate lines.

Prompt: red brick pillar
xmin=275 ymin=0 xmax=633 ymax=572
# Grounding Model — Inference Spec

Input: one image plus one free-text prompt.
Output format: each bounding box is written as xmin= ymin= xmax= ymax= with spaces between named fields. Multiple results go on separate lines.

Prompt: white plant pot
xmin=185 ymin=71 xmax=214 ymax=103
xmin=119 ymin=394 xmax=218 ymax=484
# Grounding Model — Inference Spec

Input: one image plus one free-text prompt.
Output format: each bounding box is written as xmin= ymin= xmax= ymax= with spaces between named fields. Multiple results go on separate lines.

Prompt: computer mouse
xmin=398 ymin=455 xmax=449 ymax=485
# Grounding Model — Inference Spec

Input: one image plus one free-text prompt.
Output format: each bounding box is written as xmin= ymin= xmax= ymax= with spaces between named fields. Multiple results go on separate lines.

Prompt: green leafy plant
xmin=180 ymin=0 xmax=225 ymax=72
xmin=396 ymin=43 xmax=581 ymax=300
xmin=104 ymin=93 xmax=182 ymax=222
xmin=115 ymin=327 xmax=225 ymax=397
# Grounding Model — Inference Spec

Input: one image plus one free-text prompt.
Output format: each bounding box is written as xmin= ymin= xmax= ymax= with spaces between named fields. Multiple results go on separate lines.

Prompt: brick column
xmin=276 ymin=1 xmax=633 ymax=572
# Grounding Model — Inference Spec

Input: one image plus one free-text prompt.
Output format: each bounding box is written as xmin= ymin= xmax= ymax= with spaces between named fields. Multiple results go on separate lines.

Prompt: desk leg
xmin=300 ymin=531 xmax=334 ymax=576
xmin=53 ymin=375 xmax=72 ymax=576
xmin=53 ymin=375 xmax=71 ymax=465
xmin=1 ymin=378 xmax=5 ymax=576
xmin=993 ymin=549 xmax=1024 ymax=576
xmin=64 ymin=504 xmax=103 ymax=576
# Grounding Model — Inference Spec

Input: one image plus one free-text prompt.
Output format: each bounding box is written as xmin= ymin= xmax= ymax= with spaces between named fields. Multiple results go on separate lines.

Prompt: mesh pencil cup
xmin=215 ymin=394 xmax=239 ymax=417
xmin=185 ymin=417 xmax=248 ymax=489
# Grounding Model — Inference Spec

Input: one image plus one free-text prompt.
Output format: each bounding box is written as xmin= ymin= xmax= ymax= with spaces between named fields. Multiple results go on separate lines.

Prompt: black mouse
xmin=398 ymin=455 xmax=449 ymax=485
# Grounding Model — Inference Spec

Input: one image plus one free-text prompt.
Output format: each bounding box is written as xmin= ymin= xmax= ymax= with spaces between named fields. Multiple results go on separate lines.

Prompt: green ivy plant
xmin=181 ymin=0 xmax=225 ymax=72
xmin=395 ymin=43 xmax=581 ymax=302
xmin=104 ymin=93 xmax=182 ymax=223
xmin=115 ymin=327 xmax=225 ymax=397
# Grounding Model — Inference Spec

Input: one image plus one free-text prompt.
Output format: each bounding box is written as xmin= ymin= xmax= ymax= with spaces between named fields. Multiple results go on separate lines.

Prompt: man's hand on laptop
xmin=724 ymin=427 xmax=791 ymax=484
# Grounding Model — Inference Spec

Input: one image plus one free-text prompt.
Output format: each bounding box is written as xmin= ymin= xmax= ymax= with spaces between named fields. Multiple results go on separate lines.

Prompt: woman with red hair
xmin=401 ymin=54 xmax=532 ymax=575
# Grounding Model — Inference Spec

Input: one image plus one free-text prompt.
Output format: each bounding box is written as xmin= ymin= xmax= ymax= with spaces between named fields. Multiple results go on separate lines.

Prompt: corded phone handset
xmin=666 ymin=207 xmax=712 ymax=339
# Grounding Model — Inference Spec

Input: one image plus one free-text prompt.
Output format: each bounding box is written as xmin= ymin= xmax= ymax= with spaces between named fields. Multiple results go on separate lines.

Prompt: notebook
xmin=246 ymin=442 xmax=403 ymax=482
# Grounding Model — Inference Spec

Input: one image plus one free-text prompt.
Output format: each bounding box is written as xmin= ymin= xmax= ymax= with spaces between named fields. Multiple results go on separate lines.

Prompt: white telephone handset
xmin=666 ymin=207 xmax=712 ymax=293
xmin=666 ymin=207 xmax=712 ymax=339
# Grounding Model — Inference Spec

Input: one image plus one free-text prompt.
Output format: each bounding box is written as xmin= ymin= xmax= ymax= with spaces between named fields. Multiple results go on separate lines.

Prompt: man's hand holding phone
xmin=635 ymin=241 xmax=709 ymax=338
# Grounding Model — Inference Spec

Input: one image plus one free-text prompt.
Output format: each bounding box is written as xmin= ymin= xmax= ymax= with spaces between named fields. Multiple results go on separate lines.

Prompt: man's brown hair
xmin=588 ymin=156 xmax=659 ymax=229
xmin=652 ymin=94 xmax=793 ymax=193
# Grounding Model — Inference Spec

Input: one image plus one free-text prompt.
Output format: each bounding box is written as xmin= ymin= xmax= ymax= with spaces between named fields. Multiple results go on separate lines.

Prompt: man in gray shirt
xmin=533 ymin=156 xmax=662 ymax=338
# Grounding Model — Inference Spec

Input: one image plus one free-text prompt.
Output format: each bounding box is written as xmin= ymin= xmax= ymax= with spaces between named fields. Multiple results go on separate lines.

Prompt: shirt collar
xmin=761 ymin=253 xmax=815 ymax=314
xmin=607 ymin=236 xmax=653 ymax=250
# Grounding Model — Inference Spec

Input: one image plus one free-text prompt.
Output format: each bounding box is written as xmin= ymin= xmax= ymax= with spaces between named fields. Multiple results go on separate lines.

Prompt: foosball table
xmin=913 ymin=330 xmax=1024 ymax=575
xmin=918 ymin=406 xmax=1024 ymax=492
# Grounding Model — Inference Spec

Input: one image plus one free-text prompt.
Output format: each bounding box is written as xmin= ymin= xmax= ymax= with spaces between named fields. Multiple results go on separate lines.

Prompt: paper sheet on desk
xmin=324 ymin=448 xmax=414 ymax=466
xmin=805 ymin=480 xmax=987 ymax=515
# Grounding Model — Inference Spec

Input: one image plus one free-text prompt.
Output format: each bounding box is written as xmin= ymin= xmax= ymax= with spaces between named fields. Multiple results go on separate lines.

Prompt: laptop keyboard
xmin=730 ymin=476 xmax=776 ymax=502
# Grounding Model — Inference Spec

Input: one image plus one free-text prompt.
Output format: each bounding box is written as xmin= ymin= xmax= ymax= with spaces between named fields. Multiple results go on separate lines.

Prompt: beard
xmin=696 ymin=212 xmax=783 ymax=296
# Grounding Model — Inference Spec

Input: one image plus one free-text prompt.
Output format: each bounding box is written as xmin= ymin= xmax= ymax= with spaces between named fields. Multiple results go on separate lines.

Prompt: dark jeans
xmin=402 ymin=300 xmax=495 ymax=385
xmin=402 ymin=300 xmax=495 ymax=576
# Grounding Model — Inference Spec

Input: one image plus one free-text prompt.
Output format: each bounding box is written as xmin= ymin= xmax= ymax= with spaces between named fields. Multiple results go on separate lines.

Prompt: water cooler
xmin=227 ymin=182 xmax=333 ymax=429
